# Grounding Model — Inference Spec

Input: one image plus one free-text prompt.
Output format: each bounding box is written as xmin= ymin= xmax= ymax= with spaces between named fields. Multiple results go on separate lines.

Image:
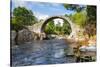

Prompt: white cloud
xmin=12 ymin=0 xmax=27 ymax=7
xmin=50 ymin=3 xmax=61 ymax=7
xmin=34 ymin=12 xmax=64 ymax=26
xmin=53 ymin=19 xmax=64 ymax=26
xmin=34 ymin=12 xmax=49 ymax=20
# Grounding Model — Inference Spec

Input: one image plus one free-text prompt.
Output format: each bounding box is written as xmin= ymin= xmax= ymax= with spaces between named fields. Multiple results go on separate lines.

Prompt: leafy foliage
xmin=62 ymin=20 xmax=71 ymax=35
xmin=44 ymin=19 xmax=71 ymax=35
xmin=63 ymin=4 xmax=96 ymax=37
xmin=63 ymin=4 xmax=85 ymax=12
xmin=63 ymin=4 xmax=87 ymax=28
xmin=71 ymin=11 xmax=87 ymax=27
xmin=87 ymin=6 xmax=96 ymax=22
xmin=44 ymin=20 xmax=55 ymax=34
xmin=11 ymin=7 xmax=37 ymax=31
xmin=55 ymin=22 xmax=62 ymax=34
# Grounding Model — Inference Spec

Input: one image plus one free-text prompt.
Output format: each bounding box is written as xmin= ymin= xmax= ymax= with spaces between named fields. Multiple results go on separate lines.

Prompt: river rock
xmin=17 ymin=29 xmax=34 ymax=44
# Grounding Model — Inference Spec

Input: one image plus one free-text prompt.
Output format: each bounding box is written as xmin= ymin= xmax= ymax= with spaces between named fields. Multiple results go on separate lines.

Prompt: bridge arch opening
xmin=41 ymin=16 xmax=73 ymax=36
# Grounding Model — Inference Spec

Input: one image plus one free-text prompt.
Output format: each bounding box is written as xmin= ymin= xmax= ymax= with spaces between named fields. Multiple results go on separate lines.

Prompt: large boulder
xmin=17 ymin=29 xmax=34 ymax=44
xmin=32 ymin=32 xmax=46 ymax=40
xmin=17 ymin=29 xmax=46 ymax=44
xmin=11 ymin=30 xmax=17 ymax=47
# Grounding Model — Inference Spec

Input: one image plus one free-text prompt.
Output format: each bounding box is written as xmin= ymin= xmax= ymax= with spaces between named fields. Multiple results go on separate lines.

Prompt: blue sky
xmin=11 ymin=0 xmax=74 ymax=20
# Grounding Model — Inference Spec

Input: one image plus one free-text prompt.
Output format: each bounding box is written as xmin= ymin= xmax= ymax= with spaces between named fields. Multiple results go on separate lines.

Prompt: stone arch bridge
xmin=26 ymin=15 xmax=80 ymax=39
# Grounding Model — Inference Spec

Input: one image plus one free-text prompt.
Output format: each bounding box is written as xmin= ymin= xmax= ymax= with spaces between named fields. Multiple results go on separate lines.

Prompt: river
xmin=11 ymin=39 xmax=76 ymax=66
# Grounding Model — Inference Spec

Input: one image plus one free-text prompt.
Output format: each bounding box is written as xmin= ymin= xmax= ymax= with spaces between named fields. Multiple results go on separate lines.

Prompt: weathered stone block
xmin=17 ymin=29 xmax=33 ymax=44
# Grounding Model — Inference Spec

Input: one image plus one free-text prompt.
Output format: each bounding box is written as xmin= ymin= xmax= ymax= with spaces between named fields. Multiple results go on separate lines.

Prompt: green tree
xmin=71 ymin=11 xmax=87 ymax=27
xmin=11 ymin=17 xmax=23 ymax=31
xmin=11 ymin=7 xmax=37 ymax=31
xmin=87 ymin=6 xmax=96 ymax=22
xmin=44 ymin=20 xmax=55 ymax=34
xmin=55 ymin=22 xmax=62 ymax=32
xmin=62 ymin=21 xmax=71 ymax=35
xmin=63 ymin=4 xmax=87 ymax=27
xmin=63 ymin=4 xmax=96 ymax=37
xmin=63 ymin=4 xmax=85 ymax=12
